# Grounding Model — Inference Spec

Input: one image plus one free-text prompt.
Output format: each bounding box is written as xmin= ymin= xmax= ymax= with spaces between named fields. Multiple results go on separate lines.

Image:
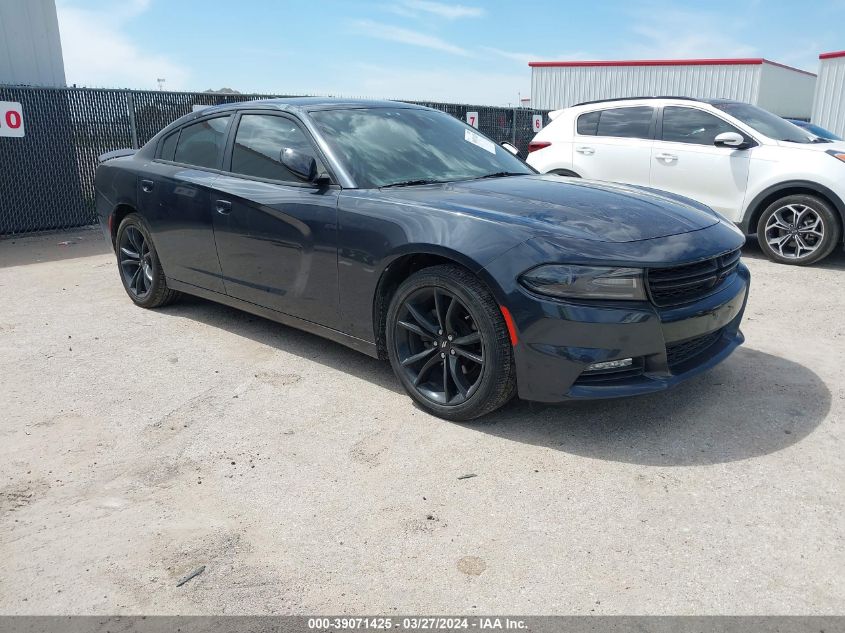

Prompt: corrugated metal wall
xmin=531 ymin=64 xmax=762 ymax=111
xmin=812 ymin=55 xmax=845 ymax=137
xmin=757 ymin=64 xmax=816 ymax=118
xmin=0 ymin=0 xmax=66 ymax=87
xmin=530 ymin=62 xmax=817 ymax=117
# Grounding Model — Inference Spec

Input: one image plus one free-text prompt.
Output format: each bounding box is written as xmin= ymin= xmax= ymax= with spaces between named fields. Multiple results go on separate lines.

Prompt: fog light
xmin=586 ymin=358 xmax=633 ymax=372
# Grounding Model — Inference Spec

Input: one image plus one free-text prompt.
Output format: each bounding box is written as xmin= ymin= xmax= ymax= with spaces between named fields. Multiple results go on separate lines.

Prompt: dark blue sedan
xmin=785 ymin=118 xmax=842 ymax=141
xmin=94 ymin=98 xmax=749 ymax=420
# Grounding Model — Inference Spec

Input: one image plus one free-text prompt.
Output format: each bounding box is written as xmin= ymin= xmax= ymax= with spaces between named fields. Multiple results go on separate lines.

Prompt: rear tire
xmin=386 ymin=265 xmax=516 ymax=421
xmin=115 ymin=214 xmax=180 ymax=308
xmin=756 ymin=194 xmax=840 ymax=266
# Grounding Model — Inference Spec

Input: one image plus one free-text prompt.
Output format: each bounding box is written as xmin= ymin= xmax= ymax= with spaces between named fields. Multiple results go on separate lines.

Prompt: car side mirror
xmin=714 ymin=132 xmax=746 ymax=149
xmin=500 ymin=141 xmax=520 ymax=156
xmin=280 ymin=147 xmax=318 ymax=182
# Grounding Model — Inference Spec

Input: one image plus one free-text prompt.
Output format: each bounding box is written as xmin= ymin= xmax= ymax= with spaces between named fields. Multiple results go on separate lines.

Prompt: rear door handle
xmin=215 ymin=199 xmax=232 ymax=215
xmin=140 ymin=179 xmax=154 ymax=193
xmin=655 ymin=152 xmax=678 ymax=161
xmin=575 ymin=146 xmax=595 ymax=155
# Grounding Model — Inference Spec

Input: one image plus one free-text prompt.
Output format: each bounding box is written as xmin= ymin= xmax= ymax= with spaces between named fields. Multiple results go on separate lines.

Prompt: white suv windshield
xmin=713 ymin=102 xmax=817 ymax=144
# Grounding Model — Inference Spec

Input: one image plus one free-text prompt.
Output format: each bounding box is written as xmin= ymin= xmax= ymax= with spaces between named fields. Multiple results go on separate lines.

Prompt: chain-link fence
xmin=0 ymin=86 xmax=548 ymax=236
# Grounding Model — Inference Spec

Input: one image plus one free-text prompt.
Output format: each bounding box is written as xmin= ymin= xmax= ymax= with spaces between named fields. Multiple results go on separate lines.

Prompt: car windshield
xmin=309 ymin=107 xmax=533 ymax=188
xmin=713 ymin=102 xmax=816 ymax=143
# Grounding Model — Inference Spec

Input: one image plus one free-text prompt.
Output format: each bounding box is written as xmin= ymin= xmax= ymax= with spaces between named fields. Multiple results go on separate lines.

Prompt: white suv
xmin=527 ymin=97 xmax=845 ymax=265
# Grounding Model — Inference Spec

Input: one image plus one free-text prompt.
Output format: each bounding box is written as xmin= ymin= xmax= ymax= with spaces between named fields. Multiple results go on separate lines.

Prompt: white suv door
xmin=650 ymin=106 xmax=752 ymax=221
xmin=571 ymin=106 xmax=655 ymax=187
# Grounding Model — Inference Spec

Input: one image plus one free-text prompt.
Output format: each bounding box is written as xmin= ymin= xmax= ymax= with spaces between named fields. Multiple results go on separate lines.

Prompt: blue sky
xmin=56 ymin=0 xmax=845 ymax=105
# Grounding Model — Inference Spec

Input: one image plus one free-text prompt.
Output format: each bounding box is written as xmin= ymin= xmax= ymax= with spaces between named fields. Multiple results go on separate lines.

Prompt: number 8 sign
xmin=0 ymin=102 xmax=25 ymax=138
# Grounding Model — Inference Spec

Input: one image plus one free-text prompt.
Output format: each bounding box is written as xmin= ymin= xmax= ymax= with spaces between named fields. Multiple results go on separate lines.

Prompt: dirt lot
xmin=0 ymin=228 xmax=843 ymax=615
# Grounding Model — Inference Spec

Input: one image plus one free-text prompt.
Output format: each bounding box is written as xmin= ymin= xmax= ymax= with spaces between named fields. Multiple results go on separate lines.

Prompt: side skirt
xmin=167 ymin=278 xmax=380 ymax=359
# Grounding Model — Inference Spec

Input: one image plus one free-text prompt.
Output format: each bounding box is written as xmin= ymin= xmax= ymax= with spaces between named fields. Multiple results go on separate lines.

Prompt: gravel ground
xmin=0 ymin=228 xmax=843 ymax=615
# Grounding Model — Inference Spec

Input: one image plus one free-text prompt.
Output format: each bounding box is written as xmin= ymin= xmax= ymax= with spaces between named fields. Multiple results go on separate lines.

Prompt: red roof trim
xmin=528 ymin=58 xmax=816 ymax=77
xmin=820 ymin=51 xmax=845 ymax=60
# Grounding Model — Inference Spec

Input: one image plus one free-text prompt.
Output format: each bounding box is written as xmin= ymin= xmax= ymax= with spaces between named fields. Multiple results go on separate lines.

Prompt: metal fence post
xmin=126 ymin=90 xmax=139 ymax=150
xmin=512 ymin=107 xmax=517 ymax=145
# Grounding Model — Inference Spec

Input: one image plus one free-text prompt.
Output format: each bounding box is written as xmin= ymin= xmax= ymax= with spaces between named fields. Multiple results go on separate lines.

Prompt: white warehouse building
xmin=529 ymin=58 xmax=817 ymax=119
xmin=812 ymin=51 xmax=845 ymax=138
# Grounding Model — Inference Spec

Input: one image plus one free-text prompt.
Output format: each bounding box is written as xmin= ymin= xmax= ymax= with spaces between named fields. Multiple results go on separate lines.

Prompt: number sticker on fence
xmin=532 ymin=114 xmax=543 ymax=133
xmin=466 ymin=111 xmax=479 ymax=129
xmin=0 ymin=101 xmax=25 ymax=138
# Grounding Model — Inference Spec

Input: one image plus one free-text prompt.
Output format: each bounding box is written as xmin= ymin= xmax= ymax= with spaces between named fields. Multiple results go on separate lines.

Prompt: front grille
xmin=666 ymin=329 xmax=723 ymax=368
xmin=647 ymin=249 xmax=741 ymax=307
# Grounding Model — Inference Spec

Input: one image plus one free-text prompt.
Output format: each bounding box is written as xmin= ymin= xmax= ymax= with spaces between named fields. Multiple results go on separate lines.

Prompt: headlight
xmin=520 ymin=264 xmax=646 ymax=300
xmin=827 ymin=149 xmax=845 ymax=163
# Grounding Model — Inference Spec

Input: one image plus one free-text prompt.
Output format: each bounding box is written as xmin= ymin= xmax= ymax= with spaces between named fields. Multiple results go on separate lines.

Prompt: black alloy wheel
xmin=394 ymin=286 xmax=485 ymax=405
xmin=119 ymin=225 xmax=153 ymax=300
xmin=115 ymin=214 xmax=181 ymax=308
xmin=386 ymin=265 xmax=516 ymax=421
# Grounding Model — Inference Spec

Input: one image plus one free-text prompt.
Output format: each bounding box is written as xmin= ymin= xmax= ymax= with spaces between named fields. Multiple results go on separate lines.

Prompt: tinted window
xmin=661 ymin=107 xmax=741 ymax=145
xmin=231 ymin=114 xmax=322 ymax=182
xmin=173 ymin=116 xmax=230 ymax=168
xmin=596 ymin=107 xmax=654 ymax=139
xmin=159 ymin=130 xmax=179 ymax=160
xmin=310 ymin=108 xmax=532 ymax=189
xmin=713 ymin=102 xmax=813 ymax=143
xmin=577 ymin=111 xmax=600 ymax=136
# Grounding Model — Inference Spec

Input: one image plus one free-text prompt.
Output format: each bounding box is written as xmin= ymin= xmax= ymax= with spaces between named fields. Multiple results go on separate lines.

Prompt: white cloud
xmin=56 ymin=1 xmax=188 ymax=90
xmin=400 ymin=0 xmax=484 ymax=19
xmin=320 ymin=63 xmax=528 ymax=106
xmin=351 ymin=19 xmax=472 ymax=56
xmin=481 ymin=47 xmax=538 ymax=66
xmin=625 ymin=8 xmax=758 ymax=59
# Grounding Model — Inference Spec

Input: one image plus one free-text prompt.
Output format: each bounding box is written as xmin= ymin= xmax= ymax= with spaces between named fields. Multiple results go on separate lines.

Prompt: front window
xmin=309 ymin=107 xmax=533 ymax=188
xmin=231 ymin=114 xmax=325 ymax=182
xmin=661 ymin=107 xmax=745 ymax=145
xmin=713 ymin=102 xmax=815 ymax=143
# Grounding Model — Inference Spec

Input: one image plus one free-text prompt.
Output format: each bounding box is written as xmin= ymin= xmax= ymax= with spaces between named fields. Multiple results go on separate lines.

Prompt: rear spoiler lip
xmin=98 ymin=148 xmax=136 ymax=163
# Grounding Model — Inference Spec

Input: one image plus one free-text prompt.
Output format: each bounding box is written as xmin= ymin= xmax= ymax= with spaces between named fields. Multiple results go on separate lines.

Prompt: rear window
xmin=595 ymin=107 xmax=654 ymax=139
xmin=576 ymin=111 xmax=600 ymax=135
xmin=158 ymin=130 xmax=179 ymax=161
xmin=173 ymin=116 xmax=231 ymax=168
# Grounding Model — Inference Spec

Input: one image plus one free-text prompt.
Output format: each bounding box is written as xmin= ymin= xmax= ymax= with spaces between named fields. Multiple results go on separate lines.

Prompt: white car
xmin=527 ymin=97 xmax=845 ymax=265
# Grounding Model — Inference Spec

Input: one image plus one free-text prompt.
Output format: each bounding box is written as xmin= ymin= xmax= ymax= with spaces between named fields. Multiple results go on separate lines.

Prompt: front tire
xmin=386 ymin=265 xmax=516 ymax=421
xmin=115 ymin=214 xmax=180 ymax=308
xmin=757 ymin=195 xmax=840 ymax=265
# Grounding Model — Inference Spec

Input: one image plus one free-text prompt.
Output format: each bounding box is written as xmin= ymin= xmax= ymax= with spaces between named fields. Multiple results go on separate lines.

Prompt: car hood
xmin=375 ymin=175 xmax=720 ymax=243
xmin=776 ymin=139 xmax=845 ymax=152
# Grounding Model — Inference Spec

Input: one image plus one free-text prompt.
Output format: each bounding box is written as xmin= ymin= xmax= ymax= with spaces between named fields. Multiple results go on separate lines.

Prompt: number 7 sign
xmin=0 ymin=102 xmax=24 ymax=138
xmin=466 ymin=111 xmax=479 ymax=129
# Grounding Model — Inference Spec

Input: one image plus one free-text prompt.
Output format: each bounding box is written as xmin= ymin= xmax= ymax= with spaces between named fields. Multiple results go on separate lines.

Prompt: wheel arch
xmin=741 ymin=181 xmax=845 ymax=240
xmin=371 ymin=246 xmax=505 ymax=360
xmin=109 ymin=203 xmax=139 ymax=245
xmin=548 ymin=168 xmax=581 ymax=178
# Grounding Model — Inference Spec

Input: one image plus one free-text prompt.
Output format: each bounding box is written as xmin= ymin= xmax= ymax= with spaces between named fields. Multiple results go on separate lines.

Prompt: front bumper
xmin=500 ymin=262 xmax=750 ymax=404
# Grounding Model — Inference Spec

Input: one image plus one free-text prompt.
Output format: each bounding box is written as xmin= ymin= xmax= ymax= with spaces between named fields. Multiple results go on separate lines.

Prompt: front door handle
xmin=140 ymin=179 xmax=154 ymax=193
xmin=215 ymin=199 xmax=232 ymax=215
xmin=655 ymin=152 xmax=678 ymax=162
xmin=575 ymin=146 xmax=595 ymax=155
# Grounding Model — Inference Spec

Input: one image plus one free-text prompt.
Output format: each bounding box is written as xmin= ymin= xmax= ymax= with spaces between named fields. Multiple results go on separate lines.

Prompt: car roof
xmin=192 ymin=96 xmax=428 ymax=116
xmin=565 ymin=96 xmax=740 ymax=111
